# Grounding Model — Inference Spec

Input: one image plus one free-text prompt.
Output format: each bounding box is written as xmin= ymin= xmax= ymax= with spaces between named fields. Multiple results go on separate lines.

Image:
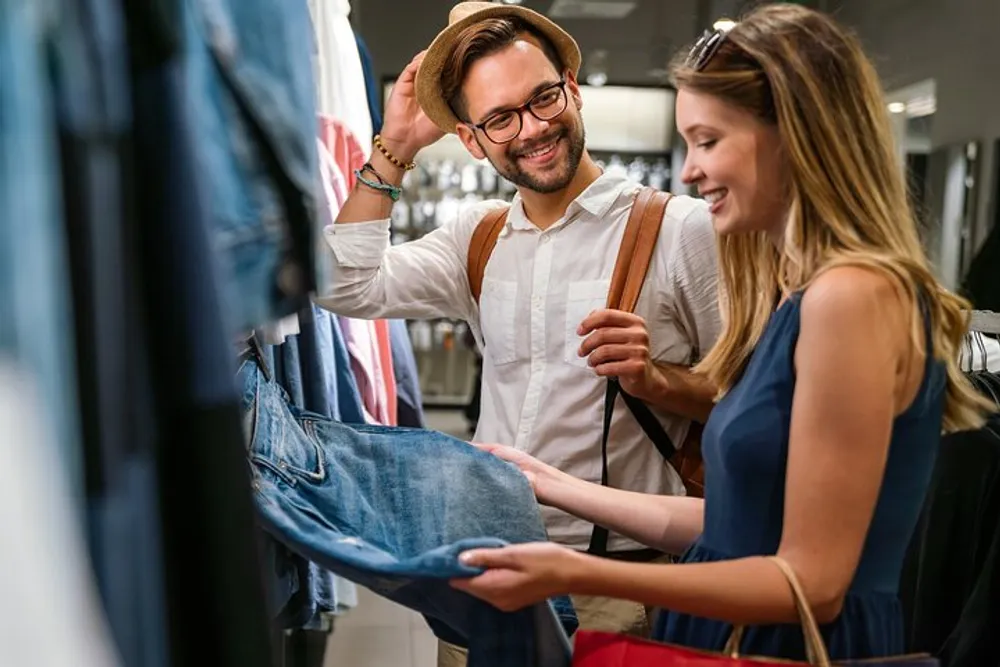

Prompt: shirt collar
xmin=504 ymin=171 xmax=634 ymax=232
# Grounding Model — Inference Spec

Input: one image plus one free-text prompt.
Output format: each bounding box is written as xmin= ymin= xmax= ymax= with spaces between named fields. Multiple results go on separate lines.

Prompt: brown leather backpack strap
xmin=467 ymin=207 xmax=509 ymax=304
xmin=606 ymin=187 xmax=673 ymax=313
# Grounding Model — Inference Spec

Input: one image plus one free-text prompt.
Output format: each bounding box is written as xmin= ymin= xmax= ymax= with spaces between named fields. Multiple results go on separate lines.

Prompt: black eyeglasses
xmin=686 ymin=24 xmax=734 ymax=71
xmin=468 ymin=78 xmax=569 ymax=144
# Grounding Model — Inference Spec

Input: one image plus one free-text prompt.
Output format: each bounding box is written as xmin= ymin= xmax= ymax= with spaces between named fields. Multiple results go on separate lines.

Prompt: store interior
xmin=2 ymin=0 xmax=997 ymax=666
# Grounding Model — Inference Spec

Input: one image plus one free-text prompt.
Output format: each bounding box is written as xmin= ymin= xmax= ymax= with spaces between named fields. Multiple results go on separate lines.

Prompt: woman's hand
xmin=451 ymin=543 xmax=586 ymax=611
xmin=472 ymin=443 xmax=568 ymax=505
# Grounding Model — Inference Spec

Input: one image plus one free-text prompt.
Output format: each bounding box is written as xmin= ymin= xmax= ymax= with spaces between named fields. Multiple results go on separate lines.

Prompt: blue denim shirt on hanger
xmin=183 ymin=0 xmax=319 ymax=332
xmin=240 ymin=355 xmax=576 ymax=667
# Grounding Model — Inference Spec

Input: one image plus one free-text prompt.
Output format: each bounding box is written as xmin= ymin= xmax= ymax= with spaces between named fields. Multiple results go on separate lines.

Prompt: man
xmin=316 ymin=2 xmax=720 ymax=664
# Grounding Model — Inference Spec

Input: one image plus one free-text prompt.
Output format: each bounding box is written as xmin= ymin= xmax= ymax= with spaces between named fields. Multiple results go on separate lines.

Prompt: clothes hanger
xmin=969 ymin=310 xmax=1000 ymax=335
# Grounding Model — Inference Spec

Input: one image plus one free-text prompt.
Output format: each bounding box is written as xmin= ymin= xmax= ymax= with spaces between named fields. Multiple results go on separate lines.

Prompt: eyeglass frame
xmin=464 ymin=76 xmax=570 ymax=145
xmin=685 ymin=24 xmax=735 ymax=72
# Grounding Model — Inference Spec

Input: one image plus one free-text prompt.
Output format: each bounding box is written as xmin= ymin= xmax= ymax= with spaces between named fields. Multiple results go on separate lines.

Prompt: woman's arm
xmin=476 ymin=443 xmax=704 ymax=556
xmin=460 ymin=267 xmax=914 ymax=626
xmin=545 ymin=474 xmax=705 ymax=556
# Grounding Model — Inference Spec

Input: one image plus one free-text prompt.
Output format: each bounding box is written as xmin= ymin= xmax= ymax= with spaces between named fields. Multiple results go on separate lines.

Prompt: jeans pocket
xmin=250 ymin=385 xmax=326 ymax=485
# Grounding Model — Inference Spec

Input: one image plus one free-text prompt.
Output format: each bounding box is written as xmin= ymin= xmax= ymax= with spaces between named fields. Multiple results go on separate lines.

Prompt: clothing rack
xmin=969 ymin=310 xmax=1000 ymax=335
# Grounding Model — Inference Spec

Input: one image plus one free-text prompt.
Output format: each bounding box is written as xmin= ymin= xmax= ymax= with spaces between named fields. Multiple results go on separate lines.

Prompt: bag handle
xmin=723 ymin=556 xmax=832 ymax=667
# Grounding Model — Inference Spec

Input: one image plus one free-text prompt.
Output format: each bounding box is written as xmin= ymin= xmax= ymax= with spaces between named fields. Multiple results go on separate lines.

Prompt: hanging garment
xmin=390 ymin=319 xmax=425 ymax=428
xmin=959 ymin=329 xmax=1000 ymax=373
xmin=0 ymin=362 xmax=121 ymax=667
xmin=183 ymin=0 xmax=319 ymax=332
xmin=329 ymin=313 xmax=368 ymax=423
xmin=0 ymin=0 xmax=84 ymax=498
xmin=339 ymin=315 xmax=392 ymax=424
xmin=240 ymin=356 xmax=577 ymax=667
xmin=355 ymin=32 xmax=382 ymax=134
xmin=309 ymin=0 xmax=372 ymax=151
xmin=374 ymin=318 xmax=399 ymax=425
xmin=319 ymin=115 xmax=366 ymax=191
xmin=127 ymin=3 xmax=275 ymax=662
xmin=899 ymin=411 xmax=1000 ymax=666
xmin=961 ymin=212 xmax=1000 ymax=312
xmin=50 ymin=1 xmax=175 ymax=665
xmin=269 ymin=303 xmax=363 ymax=625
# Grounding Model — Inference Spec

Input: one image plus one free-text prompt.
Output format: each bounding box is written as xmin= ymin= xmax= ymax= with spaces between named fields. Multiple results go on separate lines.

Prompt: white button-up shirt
xmin=319 ymin=172 xmax=721 ymax=551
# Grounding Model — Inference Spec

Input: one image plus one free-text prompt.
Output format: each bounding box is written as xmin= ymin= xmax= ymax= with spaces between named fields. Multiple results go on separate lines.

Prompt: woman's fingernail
xmin=459 ymin=552 xmax=475 ymax=565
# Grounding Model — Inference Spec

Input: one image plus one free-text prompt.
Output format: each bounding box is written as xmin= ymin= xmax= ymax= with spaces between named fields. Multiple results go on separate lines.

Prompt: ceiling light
xmin=713 ymin=18 xmax=736 ymax=31
xmin=905 ymin=95 xmax=936 ymax=117
xmin=887 ymin=102 xmax=906 ymax=114
xmin=586 ymin=71 xmax=608 ymax=87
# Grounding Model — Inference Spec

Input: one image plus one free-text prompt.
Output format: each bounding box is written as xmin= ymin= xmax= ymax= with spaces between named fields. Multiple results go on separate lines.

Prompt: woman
xmin=450 ymin=4 xmax=993 ymax=661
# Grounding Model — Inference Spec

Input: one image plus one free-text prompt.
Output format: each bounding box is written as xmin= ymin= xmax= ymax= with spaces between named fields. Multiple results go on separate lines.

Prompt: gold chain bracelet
xmin=373 ymin=134 xmax=416 ymax=171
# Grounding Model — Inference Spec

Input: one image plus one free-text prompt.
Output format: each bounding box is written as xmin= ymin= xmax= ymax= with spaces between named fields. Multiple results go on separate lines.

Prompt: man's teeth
xmin=705 ymin=190 xmax=727 ymax=204
xmin=523 ymin=142 xmax=556 ymax=159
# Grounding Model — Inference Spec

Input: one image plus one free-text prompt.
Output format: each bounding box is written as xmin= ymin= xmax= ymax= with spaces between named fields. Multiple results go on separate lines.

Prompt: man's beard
xmin=488 ymin=121 xmax=586 ymax=195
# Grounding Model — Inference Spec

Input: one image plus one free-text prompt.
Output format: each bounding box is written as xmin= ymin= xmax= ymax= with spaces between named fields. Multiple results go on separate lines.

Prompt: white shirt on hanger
xmin=317 ymin=172 xmax=720 ymax=551
xmin=960 ymin=330 xmax=1000 ymax=373
xmin=308 ymin=0 xmax=373 ymax=153
xmin=0 ymin=362 xmax=122 ymax=667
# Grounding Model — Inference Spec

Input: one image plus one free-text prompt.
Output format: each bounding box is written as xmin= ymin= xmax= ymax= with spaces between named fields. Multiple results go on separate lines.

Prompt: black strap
xmin=586 ymin=379 xmax=680 ymax=555
xmin=620 ymin=389 xmax=680 ymax=461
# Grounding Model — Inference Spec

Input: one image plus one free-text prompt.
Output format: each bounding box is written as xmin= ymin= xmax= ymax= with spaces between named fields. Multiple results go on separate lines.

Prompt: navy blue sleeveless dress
xmin=654 ymin=293 xmax=946 ymax=660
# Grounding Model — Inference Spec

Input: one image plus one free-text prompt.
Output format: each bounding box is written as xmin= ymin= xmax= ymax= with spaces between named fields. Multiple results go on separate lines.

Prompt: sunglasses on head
xmin=685 ymin=22 xmax=736 ymax=71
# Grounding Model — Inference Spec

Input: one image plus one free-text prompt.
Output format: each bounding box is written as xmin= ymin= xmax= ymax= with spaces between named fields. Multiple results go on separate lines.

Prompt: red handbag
xmin=572 ymin=557 xmax=938 ymax=667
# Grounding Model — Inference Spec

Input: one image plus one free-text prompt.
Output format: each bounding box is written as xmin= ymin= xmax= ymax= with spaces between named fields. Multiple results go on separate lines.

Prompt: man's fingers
xmin=397 ymin=50 xmax=428 ymax=83
xmin=584 ymin=344 xmax=638 ymax=367
xmin=578 ymin=328 xmax=648 ymax=357
xmin=577 ymin=309 xmax=643 ymax=336
xmin=592 ymin=360 xmax=646 ymax=379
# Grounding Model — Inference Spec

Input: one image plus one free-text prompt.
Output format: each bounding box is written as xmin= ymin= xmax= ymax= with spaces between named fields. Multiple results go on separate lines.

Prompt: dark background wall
xmin=351 ymin=0 xmax=998 ymax=246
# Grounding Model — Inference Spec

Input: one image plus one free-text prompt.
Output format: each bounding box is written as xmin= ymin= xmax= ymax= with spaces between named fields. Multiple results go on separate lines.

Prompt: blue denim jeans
xmin=183 ymin=0 xmax=319 ymax=333
xmin=240 ymin=357 xmax=576 ymax=667
xmin=263 ymin=305 xmax=359 ymax=628
xmin=0 ymin=0 xmax=83 ymax=497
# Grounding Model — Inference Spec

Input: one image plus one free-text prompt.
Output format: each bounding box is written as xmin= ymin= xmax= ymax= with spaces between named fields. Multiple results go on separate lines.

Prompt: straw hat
xmin=415 ymin=2 xmax=582 ymax=134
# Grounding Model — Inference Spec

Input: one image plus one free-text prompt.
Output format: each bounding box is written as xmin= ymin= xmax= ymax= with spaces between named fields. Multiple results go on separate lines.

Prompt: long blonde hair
xmin=671 ymin=4 xmax=989 ymax=433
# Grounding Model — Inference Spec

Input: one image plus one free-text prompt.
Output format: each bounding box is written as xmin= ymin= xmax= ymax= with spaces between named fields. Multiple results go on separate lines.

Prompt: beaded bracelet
xmin=373 ymin=134 xmax=416 ymax=171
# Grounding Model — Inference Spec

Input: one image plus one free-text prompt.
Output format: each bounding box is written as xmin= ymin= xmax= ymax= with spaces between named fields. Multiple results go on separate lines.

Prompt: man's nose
xmin=519 ymin=111 xmax=551 ymax=143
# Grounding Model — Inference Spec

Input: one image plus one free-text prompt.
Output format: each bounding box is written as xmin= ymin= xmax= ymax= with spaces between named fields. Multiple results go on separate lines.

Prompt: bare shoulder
xmin=799 ymin=266 xmax=913 ymax=369
xmin=801 ymin=266 xmax=909 ymax=331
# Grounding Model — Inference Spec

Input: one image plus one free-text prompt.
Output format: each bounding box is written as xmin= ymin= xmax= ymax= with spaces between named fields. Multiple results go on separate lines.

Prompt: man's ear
xmin=565 ymin=70 xmax=583 ymax=110
xmin=457 ymin=124 xmax=487 ymax=160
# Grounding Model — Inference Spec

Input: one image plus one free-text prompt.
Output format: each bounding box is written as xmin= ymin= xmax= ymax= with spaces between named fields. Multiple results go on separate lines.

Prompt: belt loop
xmin=236 ymin=331 xmax=272 ymax=382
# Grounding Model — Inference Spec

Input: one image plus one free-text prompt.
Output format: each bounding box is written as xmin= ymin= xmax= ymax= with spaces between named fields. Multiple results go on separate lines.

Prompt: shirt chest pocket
xmin=564 ymin=280 xmax=610 ymax=369
xmin=480 ymin=278 xmax=519 ymax=366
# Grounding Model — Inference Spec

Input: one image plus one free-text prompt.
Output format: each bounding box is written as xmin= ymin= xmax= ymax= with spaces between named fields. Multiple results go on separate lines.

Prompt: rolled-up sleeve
xmin=315 ymin=200 xmax=508 ymax=323
xmin=325 ymin=220 xmax=392 ymax=268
